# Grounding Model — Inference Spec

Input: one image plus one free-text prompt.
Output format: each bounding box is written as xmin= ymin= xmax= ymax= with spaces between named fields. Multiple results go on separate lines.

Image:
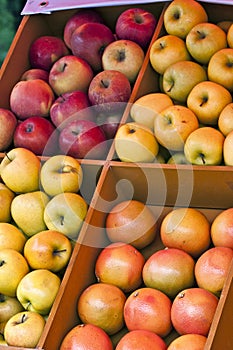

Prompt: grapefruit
xmin=77 ymin=282 xmax=126 ymax=335
xmin=142 ymin=247 xmax=195 ymax=298
xmin=95 ymin=242 xmax=145 ymax=293
xmin=115 ymin=329 xmax=167 ymax=350
xmin=123 ymin=287 xmax=172 ymax=337
xmin=167 ymin=333 xmax=207 ymax=349
xmin=105 ymin=200 xmax=157 ymax=249
xmin=195 ymin=246 xmax=233 ymax=297
xmin=160 ymin=207 xmax=211 ymax=258
xmin=211 ymin=208 xmax=233 ymax=249
xmin=171 ymin=287 xmax=219 ymax=336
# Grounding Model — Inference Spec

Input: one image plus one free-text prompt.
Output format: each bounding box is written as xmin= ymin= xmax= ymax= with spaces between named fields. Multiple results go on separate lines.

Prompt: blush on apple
xmin=70 ymin=22 xmax=115 ymax=72
xmin=63 ymin=9 xmax=104 ymax=49
xmin=29 ymin=35 xmax=69 ymax=71
xmin=59 ymin=119 xmax=108 ymax=159
xmin=0 ymin=108 xmax=17 ymax=152
xmin=115 ymin=8 xmax=157 ymax=50
xmin=96 ymin=112 xmax=122 ymax=140
xmin=20 ymin=68 xmax=49 ymax=82
xmin=13 ymin=116 xmax=59 ymax=156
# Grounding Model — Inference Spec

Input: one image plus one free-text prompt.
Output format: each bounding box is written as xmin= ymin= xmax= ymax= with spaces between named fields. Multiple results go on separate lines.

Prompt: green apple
xmin=163 ymin=0 xmax=208 ymax=39
xmin=24 ymin=229 xmax=72 ymax=272
xmin=130 ymin=92 xmax=173 ymax=130
xmin=0 ymin=183 xmax=15 ymax=223
xmin=114 ymin=122 xmax=159 ymax=162
xmin=0 ymin=249 xmax=29 ymax=297
xmin=16 ymin=269 xmax=61 ymax=315
xmin=184 ymin=126 xmax=225 ymax=165
xmin=0 ymin=148 xmax=41 ymax=193
xmin=40 ymin=154 xmax=83 ymax=197
xmin=43 ymin=192 xmax=88 ymax=240
xmin=218 ymin=103 xmax=233 ymax=136
xmin=4 ymin=311 xmax=45 ymax=348
xmin=11 ymin=191 xmax=50 ymax=237
xmin=0 ymin=294 xmax=24 ymax=323
xmin=187 ymin=81 xmax=232 ymax=125
xmin=162 ymin=60 xmax=207 ymax=103
xmin=0 ymin=223 xmax=26 ymax=252
xmin=208 ymin=48 xmax=233 ymax=92
xmin=149 ymin=34 xmax=191 ymax=75
xmin=154 ymin=104 xmax=199 ymax=151
xmin=223 ymin=130 xmax=233 ymax=166
xmin=186 ymin=22 xmax=227 ymax=65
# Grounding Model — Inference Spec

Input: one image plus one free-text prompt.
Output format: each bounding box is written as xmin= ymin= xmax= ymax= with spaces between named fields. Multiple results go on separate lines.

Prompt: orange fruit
xmin=171 ymin=287 xmax=218 ymax=336
xmin=143 ymin=247 xmax=195 ymax=299
xmin=123 ymin=287 xmax=172 ymax=337
xmin=95 ymin=242 xmax=145 ymax=293
xmin=167 ymin=333 xmax=207 ymax=350
xmin=105 ymin=200 xmax=157 ymax=249
xmin=115 ymin=329 xmax=167 ymax=350
xmin=211 ymin=208 xmax=233 ymax=249
xmin=160 ymin=208 xmax=211 ymax=258
xmin=60 ymin=323 xmax=113 ymax=350
xmin=194 ymin=246 xmax=233 ymax=297
xmin=77 ymin=282 xmax=126 ymax=335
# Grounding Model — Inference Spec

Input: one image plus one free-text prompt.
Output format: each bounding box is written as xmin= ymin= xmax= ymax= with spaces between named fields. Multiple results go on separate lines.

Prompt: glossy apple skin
xmin=88 ymin=70 xmax=131 ymax=114
xmin=64 ymin=9 xmax=104 ymax=48
xmin=13 ymin=116 xmax=59 ymax=156
xmin=70 ymin=22 xmax=115 ymax=72
xmin=115 ymin=8 xmax=156 ymax=50
xmin=0 ymin=108 xmax=17 ymax=152
xmin=50 ymin=90 xmax=95 ymax=130
xmin=20 ymin=68 xmax=49 ymax=82
xmin=96 ymin=113 xmax=122 ymax=140
xmin=10 ymin=79 xmax=55 ymax=120
xmin=29 ymin=35 xmax=69 ymax=71
xmin=59 ymin=119 xmax=108 ymax=159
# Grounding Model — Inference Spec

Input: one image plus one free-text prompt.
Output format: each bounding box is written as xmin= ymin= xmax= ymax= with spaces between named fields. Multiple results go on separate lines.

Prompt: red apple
xmin=59 ymin=119 xmax=108 ymax=159
xmin=13 ymin=116 xmax=59 ymax=156
xmin=20 ymin=68 xmax=49 ymax=82
xmin=10 ymin=79 xmax=55 ymax=120
xmin=96 ymin=112 xmax=122 ymax=140
xmin=115 ymin=8 xmax=157 ymax=50
xmin=88 ymin=70 xmax=131 ymax=114
xmin=0 ymin=108 xmax=17 ymax=152
xmin=70 ymin=22 xmax=115 ymax=72
xmin=50 ymin=90 xmax=95 ymax=130
xmin=49 ymin=55 xmax=94 ymax=96
xmin=29 ymin=35 xmax=69 ymax=71
xmin=63 ymin=9 xmax=104 ymax=49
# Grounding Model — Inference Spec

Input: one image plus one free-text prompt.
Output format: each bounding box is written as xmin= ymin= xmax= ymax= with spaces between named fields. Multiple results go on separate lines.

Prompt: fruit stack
xmin=0 ymin=0 xmax=232 ymax=349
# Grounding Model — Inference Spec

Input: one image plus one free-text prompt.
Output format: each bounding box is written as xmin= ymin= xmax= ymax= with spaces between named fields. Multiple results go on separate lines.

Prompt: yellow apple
xmin=43 ymin=192 xmax=88 ymax=240
xmin=24 ymin=229 xmax=72 ymax=272
xmin=0 ymin=223 xmax=26 ymax=252
xmin=0 ymin=148 xmax=41 ymax=193
xmin=218 ymin=103 xmax=233 ymax=136
xmin=4 ymin=311 xmax=45 ymax=348
xmin=11 ymin=190 xmax=50 ymax=237
xmin=0 ymin=249 xmax=29 ymax=297
xmin=163 ymin=0 xmax=208 ymax=39
xmin=149 ymin=34 xmax=191 ymax=75
xmin=227 ymin=23 xmax=233 ymax=47
xmin=184 ymin=127 xmax=225 ymax=165
xmin=40 ymin=154 xmax=83 ymax=197
xmin=130 ymin=92 xmax=173 ymax=130
xmin=167 ymin=152 xmax=190 ymax=165
xmin=114 ymin=122 xmax=159 ymax=162
xmin=223 ymin=130 xmax=233 ymax=166
xmin=187 ymin=81 xmax=232 ymax=125
xmin=16 ymin=269 xmax=61 ymax=315
xmin=208 ymin=48 xmax=233 ymax=92
xmin=0 ymin=294 xmax=24 ymax=323
xmin=0 ymin=183 xmax=15 ymax=222
xmin=154 ymin=105 xmax=199 ymax=151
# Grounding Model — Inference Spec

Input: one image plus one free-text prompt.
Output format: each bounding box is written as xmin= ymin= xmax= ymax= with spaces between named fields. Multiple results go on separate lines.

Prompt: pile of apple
xmin=115 ymin=0 xmax=233 ymax=166
xmin=0 ymin=6 xmax=158 ymax=160
xmin=59 ymin=199 xmax=233 ymax=349
xmin=0 ymin=147 xmax=89 ymax=347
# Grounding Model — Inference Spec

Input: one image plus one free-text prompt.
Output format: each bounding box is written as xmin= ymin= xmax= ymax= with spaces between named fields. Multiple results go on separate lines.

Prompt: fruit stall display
xmin=0 ymin=0 xmax=232 ymax=349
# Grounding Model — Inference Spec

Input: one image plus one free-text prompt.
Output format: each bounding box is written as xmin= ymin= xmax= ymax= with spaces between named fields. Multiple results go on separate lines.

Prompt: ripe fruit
xmin=0 ymin=223 xmax=26 ymax=252
xmin=167 ymin=333 xmax=207 ymax=350
xmin=210 ymin=208 xmax=233 ymax=249
xmin=142 ymin=247 xmax=195 ymax=299
xmin=95 ymin=242 xmax=145 ymax=293
xmin=123 ymin=287 xmax=172 ymax=337
xmin=77 ymin=282 xmax=126 ymax=335
xmin=115 ymin=329 xmax=167 ymax=350
xmin=194 ymin=246 xmax=233 ymax=297
xmin=171 ymin=287 xmax=218 ymax=336
xmin=160 ymin=208 xmax=211 ymax=258
xmin=105 ymin=200 xmax=157 ymax=249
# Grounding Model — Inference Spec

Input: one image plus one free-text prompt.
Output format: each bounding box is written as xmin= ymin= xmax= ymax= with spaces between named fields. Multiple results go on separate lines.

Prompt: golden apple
xmin=0 ymin=294 xmax=24 ymax=323
xmin=223 ymin=130 xmax=233 ymax=166
xmin=0 ymin=183 xmax=15 ymax=223
xmin=208 ymin=48 xmax=233 ymax=92
xmin=227 ymin=23 xmax=233 ymax=47
xmin=218 ymin=102 xmax=233 ymax=136
xmin=0 ymin=223 xmax=26 ymax=252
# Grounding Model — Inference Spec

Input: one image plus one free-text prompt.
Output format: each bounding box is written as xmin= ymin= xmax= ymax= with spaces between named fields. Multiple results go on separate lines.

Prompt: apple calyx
xmin=13 ymin=313 xmax=28 ymax=325
xmin=172 ymin=11 xmax=180 ymax=20
xmin=118 ymin=49 xmax=126 ymax=62
xmin=25 ymin=123 xmax=34 ymax=133
xmin=134 ymin=13 xmax=144 ymax=24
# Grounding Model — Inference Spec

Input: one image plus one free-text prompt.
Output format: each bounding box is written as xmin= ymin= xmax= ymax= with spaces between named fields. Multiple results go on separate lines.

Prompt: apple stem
xmin=129 ymin=129 xmax=136 ymax=134
xmin=60 ymin=216 xmax=65 ymax=226
xmin=118 ymin=50 xmax=126 ymax=62
xmin=166 ymin=81 xmax=174 ymax=93
xmin=197 ymin=30 xmax=206 ymax=39
xmin=199 ymin=97 xmax=208 ymax=107
xmin=200 ymin=153 xmax=206 ymax=164
xmin=53 ymin=248 xmax=67 ymax=256
xmin=21 ymin=313 xmax=27 ymax=323
xmin=101 ymin=79 xmax=109 ymax=88
xmin=0 ymin=294 xmax=5 ymax=302
xmin=0 ymin=260 xmax=5 ymax=267
xmin=5 ymin=152 xmax=11 ymax=162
